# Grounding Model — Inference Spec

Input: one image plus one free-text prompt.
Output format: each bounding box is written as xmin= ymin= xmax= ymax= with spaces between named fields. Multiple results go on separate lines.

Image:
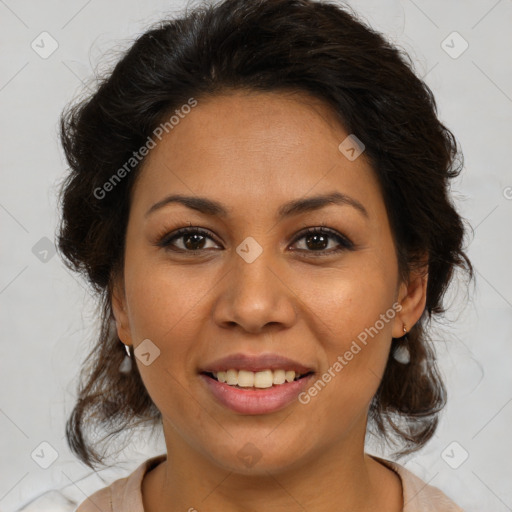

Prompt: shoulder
xmin=75 ymin=454 xmax=167 ymax=512
xmin=74 ymin=486 xmax=112 ymax=512
xmin=372 ymin=455 xmax=464 ymax=512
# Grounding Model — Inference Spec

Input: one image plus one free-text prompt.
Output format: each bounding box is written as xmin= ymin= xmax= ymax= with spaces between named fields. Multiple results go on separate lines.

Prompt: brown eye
xmin=157 ymin=227 xmax=219 ymax=252
xmin=156 ymin=225 xmax=354 ymax=256
xmin=290 ymin=227 xmax=354 ymax=255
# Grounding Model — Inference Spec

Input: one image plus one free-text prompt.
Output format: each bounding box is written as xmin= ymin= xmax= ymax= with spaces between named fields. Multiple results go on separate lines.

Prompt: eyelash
xmin=155 ymin=224 xmax=354 ymax=257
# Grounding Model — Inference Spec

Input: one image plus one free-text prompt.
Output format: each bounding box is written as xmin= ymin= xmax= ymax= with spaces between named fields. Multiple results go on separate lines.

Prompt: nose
xmin=212 ymin=244 xmax=297 ymax=334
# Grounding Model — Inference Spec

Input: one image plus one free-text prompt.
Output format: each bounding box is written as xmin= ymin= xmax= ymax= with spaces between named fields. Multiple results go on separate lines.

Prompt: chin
xmin=204 ymin=439 xmax=310 ymax=476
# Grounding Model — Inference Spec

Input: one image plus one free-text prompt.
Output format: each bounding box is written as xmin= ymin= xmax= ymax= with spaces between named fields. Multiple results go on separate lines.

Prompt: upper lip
xmin=200 ymin=353 xmax=315 ymax=374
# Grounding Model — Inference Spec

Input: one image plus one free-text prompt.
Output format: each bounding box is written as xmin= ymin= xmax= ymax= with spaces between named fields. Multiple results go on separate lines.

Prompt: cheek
xmin=122 ymin=262 xmax=208 ymax=414
xmin=299 ymin=258 xmax=397 ymax=344
xmin=124 ymin=255 xmax=209 ymax=343
xmin=122 ymin=257 xmax=220 ymax=396
xmin=295 ymin=261 xmax=397 ymax=415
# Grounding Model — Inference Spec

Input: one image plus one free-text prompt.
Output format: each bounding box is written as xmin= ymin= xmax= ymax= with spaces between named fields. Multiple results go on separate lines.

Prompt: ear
xmin=111 ymin=275 xmax=133 ymax=347
xmin=392 ymin=261 xmax=429 ymax=338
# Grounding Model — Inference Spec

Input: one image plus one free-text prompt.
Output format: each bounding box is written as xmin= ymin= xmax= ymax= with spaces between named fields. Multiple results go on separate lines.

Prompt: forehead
xmin=131 ymin=90 xmax=383 ymax=221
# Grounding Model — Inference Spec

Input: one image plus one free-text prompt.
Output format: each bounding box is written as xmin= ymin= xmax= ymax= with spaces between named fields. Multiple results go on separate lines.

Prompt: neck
xmin=142 ymin=418 xmax=402 ymax=512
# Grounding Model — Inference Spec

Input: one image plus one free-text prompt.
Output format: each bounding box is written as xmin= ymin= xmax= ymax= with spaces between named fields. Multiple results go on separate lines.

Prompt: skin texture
xmin=112 ymin=90 xmax=428 ymax=512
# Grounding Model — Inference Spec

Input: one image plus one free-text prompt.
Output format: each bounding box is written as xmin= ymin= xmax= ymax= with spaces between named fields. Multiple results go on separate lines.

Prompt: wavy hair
xmin=57 ymin=0 xmax=473 ymax=469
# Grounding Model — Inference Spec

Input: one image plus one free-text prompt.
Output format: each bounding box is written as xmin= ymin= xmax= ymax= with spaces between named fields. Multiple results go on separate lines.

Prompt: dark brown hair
xmin=57 ymin=0 xmax=473 ymax=469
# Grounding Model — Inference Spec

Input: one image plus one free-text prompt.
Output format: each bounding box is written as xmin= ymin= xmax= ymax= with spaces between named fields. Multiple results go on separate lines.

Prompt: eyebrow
xmin=145 ymin=191 xmax=368 ymax=220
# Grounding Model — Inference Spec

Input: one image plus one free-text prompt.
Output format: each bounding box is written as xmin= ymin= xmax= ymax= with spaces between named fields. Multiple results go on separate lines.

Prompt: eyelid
xmin=155 ymin=226 xmax=219 ymax=250
xmin=289 ymin=225 xmax=354 ymax=252
xmin=155 ymin=224 xmax=354 ymax=254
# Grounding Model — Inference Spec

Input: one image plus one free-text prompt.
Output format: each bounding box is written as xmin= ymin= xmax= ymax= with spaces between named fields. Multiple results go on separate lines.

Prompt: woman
xmin=57 ymin=0 xmax=472 ymax=510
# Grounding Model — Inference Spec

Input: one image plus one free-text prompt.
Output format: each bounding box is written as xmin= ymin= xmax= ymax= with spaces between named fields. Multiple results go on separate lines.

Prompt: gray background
xmin=1 ymin=0 xmax=511 ymax=510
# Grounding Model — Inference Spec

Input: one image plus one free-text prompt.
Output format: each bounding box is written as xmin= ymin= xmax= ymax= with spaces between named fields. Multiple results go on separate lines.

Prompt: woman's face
xmin=113 ymin=90 xmax=422 ymax=474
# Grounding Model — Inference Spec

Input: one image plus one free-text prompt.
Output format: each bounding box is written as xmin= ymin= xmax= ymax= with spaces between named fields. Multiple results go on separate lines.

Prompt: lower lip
xmin=199 ymin=373 xmax=314 ymax=415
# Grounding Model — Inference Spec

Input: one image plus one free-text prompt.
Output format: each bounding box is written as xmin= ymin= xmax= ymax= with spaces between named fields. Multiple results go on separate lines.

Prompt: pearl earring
xmin=119 ymin=343 xmax=132 ymax=373
xmin=393 ymin=323 xmax=410 ymax=364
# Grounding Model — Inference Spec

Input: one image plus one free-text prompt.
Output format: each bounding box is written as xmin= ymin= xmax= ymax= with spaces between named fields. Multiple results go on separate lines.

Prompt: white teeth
xmin=285 ymin=370 xmax=295 ymax=383
xmin=254 ymin=370 xmax=273 ymax=388
xmin=238 ymin=370 xmax=255 ymax=387
xmin=226 ymin=369 xmax=237 ymax=385
xmin=211 ymin=369 xmax=305 ymax=388
xmin=272 ymin=369 xmax=286 ymax=385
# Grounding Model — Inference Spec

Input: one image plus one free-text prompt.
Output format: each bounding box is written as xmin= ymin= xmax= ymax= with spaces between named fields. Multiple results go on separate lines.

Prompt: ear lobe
xmin=393 ymin=265 xmax=429 ymax=338
xmin=111 ymin=278 xmax=133 ymax=346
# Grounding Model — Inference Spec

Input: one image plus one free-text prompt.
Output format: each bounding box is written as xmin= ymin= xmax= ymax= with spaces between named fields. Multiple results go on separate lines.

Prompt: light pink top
xmin=75 ymin=454 xmax=463 ymax=511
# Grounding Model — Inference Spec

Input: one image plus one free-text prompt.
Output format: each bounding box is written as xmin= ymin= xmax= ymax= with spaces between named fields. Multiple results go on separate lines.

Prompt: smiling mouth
xmin=201 ymin=369 xmax=315 ymax=389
